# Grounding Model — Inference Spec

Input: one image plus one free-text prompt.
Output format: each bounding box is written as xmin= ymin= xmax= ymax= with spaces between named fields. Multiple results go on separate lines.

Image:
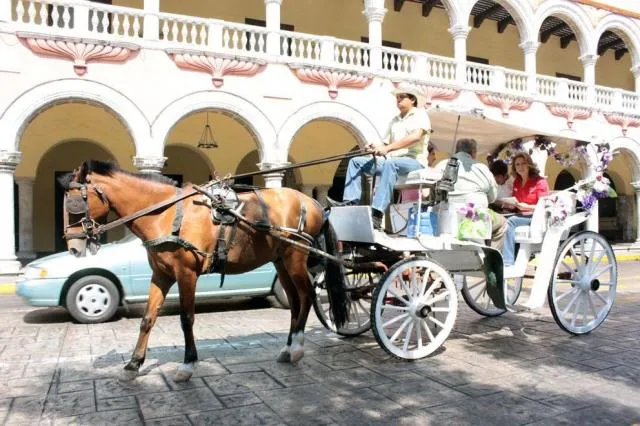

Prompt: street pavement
xmin=1 ymin=263 xmax=639 ymax=425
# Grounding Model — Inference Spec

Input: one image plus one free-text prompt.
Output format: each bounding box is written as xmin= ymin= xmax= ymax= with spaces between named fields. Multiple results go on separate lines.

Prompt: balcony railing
xmin=7 ymin=0 xmax=640 ymax=115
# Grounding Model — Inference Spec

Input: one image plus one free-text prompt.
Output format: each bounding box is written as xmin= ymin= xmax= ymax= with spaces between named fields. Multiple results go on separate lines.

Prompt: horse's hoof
xmin=276 ymin=351 xmax=291 ymax=363
xmin=173 ymin=363 xmax=195 ymax=382
xmin=119 ymin=368 xmax=138 ymax=382
xmin=290 ymin=349 xmax=304 ymax=364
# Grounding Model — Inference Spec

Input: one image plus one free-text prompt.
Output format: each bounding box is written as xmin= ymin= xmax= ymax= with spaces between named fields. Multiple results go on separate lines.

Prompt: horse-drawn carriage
xmin=60 ymin=105 xmax=617 ymax=381
xmin=314 ymin=106 xmax=617 ymax=360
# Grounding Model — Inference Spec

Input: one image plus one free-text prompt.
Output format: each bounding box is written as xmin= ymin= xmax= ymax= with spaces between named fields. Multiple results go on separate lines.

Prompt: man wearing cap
xmin=328 ymin=84 xmax=431 ymax=230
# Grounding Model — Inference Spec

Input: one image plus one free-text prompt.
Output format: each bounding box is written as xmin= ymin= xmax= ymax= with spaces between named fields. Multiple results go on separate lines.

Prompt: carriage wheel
xmin=371 ymin=257 xmax=457 ymax=360
xmin=461 ymin=276 xmax=523 ymax=317
xmin=312 ymin=269 xmax=378 ymax=337
xmin=548 ymin=231 xmax=617 ymax=335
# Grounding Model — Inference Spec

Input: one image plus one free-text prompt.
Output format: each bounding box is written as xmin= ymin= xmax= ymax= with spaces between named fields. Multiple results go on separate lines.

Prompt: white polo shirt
xmin=382 ymin=107 xmax=432 ymax=166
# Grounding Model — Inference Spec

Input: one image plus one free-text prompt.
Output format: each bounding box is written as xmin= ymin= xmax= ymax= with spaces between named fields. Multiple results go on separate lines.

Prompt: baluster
xmin=240 ymin=31 xmax=247 ymax=51
xmin=348 ymin=47 xmax=354 ymax=66
xmin=27 ymin=1 xmax=35 ymax=24
xmin=403 ymin=56 xmax=409 ymax=73
xmin=363 ymin=49 xmax=369 ymax=67
xmin=305 ymin=40 xmax=312 ymax=59
xmin=257 ymin=33 xmax=265 ymax=52
xmin=222 ymin=28 xmax=230 ymax=48
xmin=281 ymin=36 xmax=288 ymax=56
xmin=15 ymin=1 xmax=25 ymax=23
xmin=61 ymin=6 xmax=70 ymax=29
xmin=91 ymin=9 xmax=99 ymax=31
xmin=189 ymin=23 xmax=197 ymax=44
xmin=51 ymin=5 xmax=59 ymax=28
xmin=113 ymin=14 xmax=121 ymax=35
xmin=355 ymin=49 xmax=362 ymax=67
xmin=171 ymin=21 xmax=179 ymax=42
xmin=179 ymin=22 xmax=187 ymax=42
xmin=247 ymin=33 xmax=255 ymax=52
xmin=382 ymin=52 xmax=388 ymax=70
xmin=231 ymin=30 xmax=239 ymax=50
xmin=313 ymin=42 xmax=320 ymax=60
xmin=199 ymin=25 xmax=207 ymax=45
xmin=161 ymin=19 xmax=169 ymax=40
xmin=37 ymin=2 xmax=47 ymax=25
xmin=100 ymin=10 xmax=108 ymax=32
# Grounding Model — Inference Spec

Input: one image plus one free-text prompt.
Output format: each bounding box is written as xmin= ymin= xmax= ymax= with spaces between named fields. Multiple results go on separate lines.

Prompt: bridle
xmin=63 ymin=180 xmax=108 ymax=253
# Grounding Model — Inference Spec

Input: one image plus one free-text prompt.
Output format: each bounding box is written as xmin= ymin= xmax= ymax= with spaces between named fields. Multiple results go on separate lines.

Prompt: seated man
xmin=489 ymin=160 xmax=515 ymax=213
xmin=328 ymin=84 xmax=431 ymax=230
xmin=436 ymin=138 xmax=507 ymax=249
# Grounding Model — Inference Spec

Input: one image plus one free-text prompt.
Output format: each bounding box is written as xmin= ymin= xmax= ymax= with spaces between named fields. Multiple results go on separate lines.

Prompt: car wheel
xmin=272 ymin=278 xmax=290 ymax=309
xmin=65 ymin=275 xmax=120 ymax=324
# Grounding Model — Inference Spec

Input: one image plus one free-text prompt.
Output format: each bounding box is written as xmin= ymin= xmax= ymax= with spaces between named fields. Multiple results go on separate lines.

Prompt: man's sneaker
xmin=326 ymin=196 xmax=358 ymax=207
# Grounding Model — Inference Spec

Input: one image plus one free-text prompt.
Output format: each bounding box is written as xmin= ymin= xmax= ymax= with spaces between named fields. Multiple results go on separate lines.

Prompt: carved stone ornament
xmin=392 ymin=81 xmax=460 ymax=107
xmin=167 ymin=50 xmax=266 ymax=88
xmin=476 ymin=92 xmax=532 ymax=117
xmin=546 ymin=104 xmax=592 ymax=128
xmin=18 ymin=32 xmax=139 ymax=76
xmin=603 ymin=112 xmax=640 ymax=136
xmin=289 ymin=65 xmax=372 ymax=99
xmin=133 ymin=156 xmax=166 ymax=173
xmin=0 ymin=151 xmax=22 ymax=172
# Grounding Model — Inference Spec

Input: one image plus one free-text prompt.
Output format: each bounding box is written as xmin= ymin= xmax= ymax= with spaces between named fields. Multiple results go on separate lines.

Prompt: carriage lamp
xmin=197 ymin=112 xmax=219 ymax=149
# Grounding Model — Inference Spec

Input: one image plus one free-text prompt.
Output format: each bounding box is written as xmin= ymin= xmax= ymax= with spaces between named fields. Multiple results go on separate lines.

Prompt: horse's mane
xmin=59 ymin=160 xmax=178 ymax=189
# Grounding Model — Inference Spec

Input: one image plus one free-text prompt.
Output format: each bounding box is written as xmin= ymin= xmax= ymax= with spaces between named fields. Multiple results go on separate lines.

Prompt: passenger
xmin=327 ymin=83 xmax=431 ymax=230
xmin=489 ymin=160 xmax=515 ymax=213
xmin=501 ymin=152 xmax=550 ymax=267
xmin=437 ymin=138 xmax=507 ymax=249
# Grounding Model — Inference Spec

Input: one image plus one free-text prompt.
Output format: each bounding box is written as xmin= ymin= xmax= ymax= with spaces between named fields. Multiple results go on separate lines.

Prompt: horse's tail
xmin=317 ymin=219 xmax=349 ymax=329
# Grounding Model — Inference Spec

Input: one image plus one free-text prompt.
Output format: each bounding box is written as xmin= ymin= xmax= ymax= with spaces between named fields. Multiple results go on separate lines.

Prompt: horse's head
xmin=59 ymin=162 xmax=111 ymax=257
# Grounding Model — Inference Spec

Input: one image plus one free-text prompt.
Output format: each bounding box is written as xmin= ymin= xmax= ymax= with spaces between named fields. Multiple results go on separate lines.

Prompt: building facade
xmin=1 ymin=0 xmax=640 ymax=273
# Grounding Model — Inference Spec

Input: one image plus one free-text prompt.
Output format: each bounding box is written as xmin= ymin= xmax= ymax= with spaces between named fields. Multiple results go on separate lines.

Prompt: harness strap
xmin=172 ymin=188 xmax=183 ymax=235
xmin=253 ymin=189 xmax=272 ymax=231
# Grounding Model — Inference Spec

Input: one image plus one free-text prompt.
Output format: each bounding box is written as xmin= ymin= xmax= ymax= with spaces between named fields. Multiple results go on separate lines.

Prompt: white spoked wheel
xmin=461 ymin=276 xmax=523 ymax=317
xmin=371 ymin=257 xmax=457 ymax=360
xmin=312 ymin=269 xmax=378 ymax=336
xmin=548 ymin=231 xmax=617 ymax=335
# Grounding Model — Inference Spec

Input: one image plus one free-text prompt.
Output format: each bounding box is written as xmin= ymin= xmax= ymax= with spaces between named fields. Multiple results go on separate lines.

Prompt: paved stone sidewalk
xmin=0 ymin=291 xmax=639 ymax=425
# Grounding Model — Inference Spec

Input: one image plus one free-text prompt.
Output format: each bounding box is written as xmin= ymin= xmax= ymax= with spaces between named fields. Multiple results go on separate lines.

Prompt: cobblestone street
xmin=1 ymin=280 xmax=639 ymax=425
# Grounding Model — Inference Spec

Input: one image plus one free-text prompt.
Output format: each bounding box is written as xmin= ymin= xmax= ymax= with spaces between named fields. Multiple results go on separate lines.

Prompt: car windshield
xmin=114 ymin=233 xmax=138 ymax=244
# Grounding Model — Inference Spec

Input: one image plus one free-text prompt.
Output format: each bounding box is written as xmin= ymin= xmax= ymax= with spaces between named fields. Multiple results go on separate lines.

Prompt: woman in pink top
xmin=501 ymin=152 xmax=549 ymax=266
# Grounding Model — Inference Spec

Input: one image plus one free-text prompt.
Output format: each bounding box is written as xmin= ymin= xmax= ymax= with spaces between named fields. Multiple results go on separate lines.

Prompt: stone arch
xmin=607 ymin=136 xmax=640 ymax=182
xmin=152 ymin=91 xmax=277 ymax=163
xmin=0 ymin=79 xmax=150 ymax=153
xmin=593 ymin=15 xmax=640 ymax=67
xmin=164 ymin=143 xmax=216 ymax=177
xmin=462 ymin=0 xmax=535 ymax=43
xmin=533 ymin=0 xmax=594 ymax=56
xmin=278 ymin=101 xmax=381 ymax=161
xmin=438 ymin=0 xmax=462 ymax=28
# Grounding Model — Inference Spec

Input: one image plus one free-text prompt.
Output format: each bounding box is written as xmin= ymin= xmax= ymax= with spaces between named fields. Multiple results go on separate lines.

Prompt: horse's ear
xmin=77 ymin=162 xmax=90 ymax=183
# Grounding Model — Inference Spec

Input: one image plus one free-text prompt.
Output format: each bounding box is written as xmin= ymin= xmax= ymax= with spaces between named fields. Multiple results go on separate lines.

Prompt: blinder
xmin=63 ymin=181 xmax=104 ymax=255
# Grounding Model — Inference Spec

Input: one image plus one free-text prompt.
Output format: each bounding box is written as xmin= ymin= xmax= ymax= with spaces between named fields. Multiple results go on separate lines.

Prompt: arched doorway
xmin=553 ymin=169 xmax=576 ymax=190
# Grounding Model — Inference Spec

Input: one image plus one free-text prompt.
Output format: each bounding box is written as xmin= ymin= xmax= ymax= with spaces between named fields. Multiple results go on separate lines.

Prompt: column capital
xmin=15 ymin=176 xmax=35 ymax=185
xmin=631 ymin=64 xmax=640 ymax=76
xmin=363 ymin=7 xmax=387 ymax=23
xmin=519 ymin=40 xmax=539 ymax=54
xmin=579 ymin=53 xmax=598 ymax=67
xmin=133 ymin=156 xmax=166 ymax=173
xmin=264 ymin=0 xmax=283 ymax=4
xmin=0 ymin=151 xmax=21 ymax=172
xmin=631 ymin=181 xmax=640 ymax=191
xmin=448 ymin=25 xmax=470 ymax=40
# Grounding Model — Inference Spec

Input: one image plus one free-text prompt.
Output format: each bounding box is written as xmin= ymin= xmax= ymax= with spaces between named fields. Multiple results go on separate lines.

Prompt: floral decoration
xmin=455 ymin=203 xmax=492 ymax=240
xmin=576 ymin=174 xmax=617 ymax=210
xmin=545 ymin=195 xmax=568 ymax=227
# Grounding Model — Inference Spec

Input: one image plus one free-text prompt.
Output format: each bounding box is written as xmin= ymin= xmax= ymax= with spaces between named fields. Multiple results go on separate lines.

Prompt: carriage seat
xmin=395 ymin=167 xmax=443 ymax=190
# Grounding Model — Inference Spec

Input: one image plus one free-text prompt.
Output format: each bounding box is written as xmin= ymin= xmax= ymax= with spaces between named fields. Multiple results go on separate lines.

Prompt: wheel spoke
xmin=592 ymin=290 xmax=609 ymax=305
xmin=390 ymin=317 xmax=412 ymax=342
xmin=402 ymin=322 xmax=414 ymax=352
xmin=381 ymin=304 xmax=409 ymax=312
xmin=430 ymin=307 xmax=451 ymax=313
xmin=424 ymin=289 xmax=450 ymax=306
xmin=587 ymin=292 xmax=598 ymax=319
xmin=415 ymin=319 xmax=423 ymax=350
xmin=560 ymin=289 xmax=582 ymax=316
xmin=570 ymin=293 xmax=583 ymax=327
xmin=427 ymin=315 xmax=446 ymax=329
xmin=382 ymin=312 xmax=409 ymax=328
xmin=386 ymin=286 xmax=410 ymax=305
xmin=467 ymin=279 xmax=486 ymax=292
xmin=421 ymin=320 xmax=435 ymax=342
xmin=592 ymin=264 xmax=613 ymax=279
xmin=555 ymin=287 xmax=578 ymax=303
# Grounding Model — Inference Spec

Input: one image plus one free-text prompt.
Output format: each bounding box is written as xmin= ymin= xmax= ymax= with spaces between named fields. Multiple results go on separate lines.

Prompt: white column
xmin=133 ymin=156 xmax=166 ymax=173
xmin=259 ymin=162 xmax=286 ymax=188
xmin=631 ymin=65 xmax=640 ymax=94
xmin=580 ymin=54 xmax=598 ymax=104
xmin=363 ymin=1 xmax=387 ymax=71
xmin=265 ymin=0 xmax=283 ymax=56
xmin=73 ymin=2 xmax=90 ymax=34
xmin=143 ymin=0 xmax=160 ymax=41
xmin=632 ymin=182 xmax=640 ymax=243
xmin=519 ymin=41 xmax=539 ymax=95
xmin=0 ymin=151 xmax=22 ymax=274
xmin=15 ymin=177 xmax=35 ymax=261
xmin=448 ymin=25 xmax=470 ymax=85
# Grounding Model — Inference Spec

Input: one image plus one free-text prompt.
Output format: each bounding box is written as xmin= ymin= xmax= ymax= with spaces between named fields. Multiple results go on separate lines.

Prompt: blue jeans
xmin=343 ymin=156 xmax=423 ymax=213
xmin=502 ymin=215 xmax=532 ymax=266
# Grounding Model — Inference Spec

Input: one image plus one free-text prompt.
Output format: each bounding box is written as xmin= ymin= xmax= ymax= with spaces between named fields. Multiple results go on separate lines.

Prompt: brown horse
xmin=60 ymin=160 xmax=348 ymax=382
